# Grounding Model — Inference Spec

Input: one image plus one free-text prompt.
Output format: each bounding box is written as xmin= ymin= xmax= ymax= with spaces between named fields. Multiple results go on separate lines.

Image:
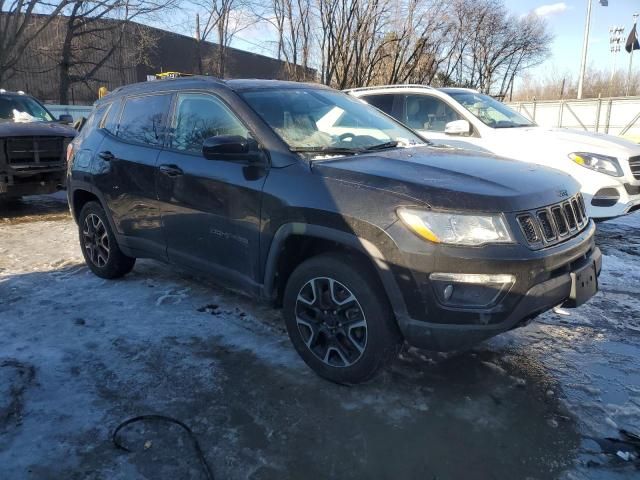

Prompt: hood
xmin=0 ymin=121 xmax=76 ymax=138
xmin=311 ymin=146 xmax=579 ymax=213
xmin=494 ymin=126 xmax=640 ymax=158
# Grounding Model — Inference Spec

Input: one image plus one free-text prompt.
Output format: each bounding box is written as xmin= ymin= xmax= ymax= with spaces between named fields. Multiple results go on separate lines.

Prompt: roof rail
xmin=344 ymin=84 xmax=433 ymax=93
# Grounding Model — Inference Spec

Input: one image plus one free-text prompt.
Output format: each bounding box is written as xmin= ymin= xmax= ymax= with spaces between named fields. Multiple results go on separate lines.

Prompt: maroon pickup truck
xmin=0 ymin=90 xmax=76 ymax=199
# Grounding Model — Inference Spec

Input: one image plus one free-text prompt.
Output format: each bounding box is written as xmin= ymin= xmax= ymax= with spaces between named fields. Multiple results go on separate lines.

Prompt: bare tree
xmin=0 ymin=0 xmax=70 ymax=84
xmin=269 ymin=0 xmax=312 ymax=80
xmin=189 ymin=0 xmax=258 ymax=77
xmin=56 ymin=1 xmax=175 ymax=104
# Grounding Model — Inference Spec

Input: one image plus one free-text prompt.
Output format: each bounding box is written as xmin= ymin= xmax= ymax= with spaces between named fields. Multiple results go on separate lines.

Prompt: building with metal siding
xmin=3 ymin=14 xmax=313 ymax=105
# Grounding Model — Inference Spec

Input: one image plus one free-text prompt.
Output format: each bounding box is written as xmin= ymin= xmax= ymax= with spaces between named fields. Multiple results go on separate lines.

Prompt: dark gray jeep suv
xmin=67 ymin=77 xmax=601 ymax=383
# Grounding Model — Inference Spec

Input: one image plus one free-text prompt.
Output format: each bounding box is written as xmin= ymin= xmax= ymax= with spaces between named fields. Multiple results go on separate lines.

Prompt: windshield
xmin=0 ymin=95 xmax=55 ymax=122
xmin=241 ymin=88 xmax=426 ymax=156
xmin=447 ymin=91 xmax=534 ymax=129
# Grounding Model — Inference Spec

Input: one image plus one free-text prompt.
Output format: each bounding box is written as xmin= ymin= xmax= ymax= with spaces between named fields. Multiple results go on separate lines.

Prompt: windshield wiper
xmin=362 ymin=141 xmax=399 ymax=152
xmin=290 ymin=146 xmax=363 ymax=155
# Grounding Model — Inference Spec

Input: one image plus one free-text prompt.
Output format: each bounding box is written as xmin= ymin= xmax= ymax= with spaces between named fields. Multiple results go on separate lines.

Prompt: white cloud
xmin=534 ymin=2 xmax=568 ymax=18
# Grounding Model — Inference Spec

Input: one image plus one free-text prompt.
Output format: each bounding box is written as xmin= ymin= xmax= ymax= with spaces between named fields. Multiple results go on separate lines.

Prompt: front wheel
xmin=78 ymin=201 xmax=135 ymax=279
xmin=283 ymin=253 xmax=401 ymax=384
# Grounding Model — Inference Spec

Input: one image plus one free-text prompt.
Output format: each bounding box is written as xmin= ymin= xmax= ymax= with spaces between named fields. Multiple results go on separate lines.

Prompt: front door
xmin=156 ymin=92 xmax=268 ymax=288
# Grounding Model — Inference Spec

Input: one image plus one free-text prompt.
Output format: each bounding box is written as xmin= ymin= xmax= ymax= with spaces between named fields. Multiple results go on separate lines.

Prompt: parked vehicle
xmin=347 ymin=85 xmax=640 ymax=220
xmin=0 ymin=90 xmax=75 ymax=200
xmin=67 ymin=78 xmax=601 ymax=383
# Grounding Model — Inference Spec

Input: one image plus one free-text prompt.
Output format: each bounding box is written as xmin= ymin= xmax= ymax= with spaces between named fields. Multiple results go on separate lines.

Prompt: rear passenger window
xmin=76 ymin=103 xmax=109 ymax=140
xmin=171 ymin=93 xmax=248 ymax=153
xmin=363 ymin=94 xmax=396 ymax=116
xmin=101 ymin=99 xmax=120 ymax=135
xmin=118 ymin=94 xmax=172 ymax=146
xmin=404 ymin=95 xmax=461 ymax=131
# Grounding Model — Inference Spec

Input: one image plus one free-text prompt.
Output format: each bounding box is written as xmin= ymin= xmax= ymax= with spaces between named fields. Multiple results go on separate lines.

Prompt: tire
xmin=78 ymin=201 xmax=135 ymax=279
xmin=283 ymin=253 xmax=402 ymax=384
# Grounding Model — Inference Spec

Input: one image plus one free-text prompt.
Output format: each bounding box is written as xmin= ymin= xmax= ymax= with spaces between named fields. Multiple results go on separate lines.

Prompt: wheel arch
xmin=262 ymin=223 xmax=409 ymax=322
xmin=71 ymin=188 xmax=100 ymax=222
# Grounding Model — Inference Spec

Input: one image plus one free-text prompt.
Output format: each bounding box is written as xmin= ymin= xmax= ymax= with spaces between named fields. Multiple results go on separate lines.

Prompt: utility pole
xmin=578 ymin=1 xmax=609 ymax=99
xmin=627 ymin=13 xmax=639 ymax=96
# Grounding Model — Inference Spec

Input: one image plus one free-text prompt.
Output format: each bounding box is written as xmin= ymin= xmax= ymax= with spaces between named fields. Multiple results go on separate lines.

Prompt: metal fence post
xmin=595 ymin=95 xmax=602 ymax=132
xmin=605 ymin=99 xmax=613 ymax=134
xmin=557 ymin=100 xmax=564 ymax=128
xmin=532 ymin=97 xmax=537 ymax=122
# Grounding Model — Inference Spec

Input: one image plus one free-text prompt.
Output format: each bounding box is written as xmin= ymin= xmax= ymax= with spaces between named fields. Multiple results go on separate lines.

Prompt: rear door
xmin=93 ymin=92 xmax=172 ymax=258
xmin=156 ymin=91 xmax=268 ymax=288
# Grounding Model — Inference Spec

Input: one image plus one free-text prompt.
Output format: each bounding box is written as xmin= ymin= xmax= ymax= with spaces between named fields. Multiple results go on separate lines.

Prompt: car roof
xmin=99 ymin=76 xmax=330 ymax=104
xmin=345 ymin=85 xmax=479 ymax=95
xmin=0 ymin=90 xmax=37 ymax=98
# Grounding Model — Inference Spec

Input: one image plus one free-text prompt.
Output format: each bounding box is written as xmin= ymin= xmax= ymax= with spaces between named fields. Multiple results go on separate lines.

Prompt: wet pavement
xmin=0 ymin=193 xmax=638 ymax=479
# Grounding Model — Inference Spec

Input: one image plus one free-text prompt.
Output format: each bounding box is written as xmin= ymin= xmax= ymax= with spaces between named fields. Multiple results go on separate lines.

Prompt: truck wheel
xmin=283 ymin=253 xmax=401 ymax=384
xmin=78 ymin=201 xmax=135 ymax=279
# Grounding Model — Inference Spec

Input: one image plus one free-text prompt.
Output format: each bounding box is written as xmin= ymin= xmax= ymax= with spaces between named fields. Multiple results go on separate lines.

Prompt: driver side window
xmin=403 ymin=95 xmax=461 ymax=132
xmin=171 ymin=93 xmax=248 ymax=154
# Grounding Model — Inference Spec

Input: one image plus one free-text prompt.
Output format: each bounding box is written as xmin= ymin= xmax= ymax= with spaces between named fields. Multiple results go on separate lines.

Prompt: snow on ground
xmin=0 ymin=194 xmax=639 ymax=479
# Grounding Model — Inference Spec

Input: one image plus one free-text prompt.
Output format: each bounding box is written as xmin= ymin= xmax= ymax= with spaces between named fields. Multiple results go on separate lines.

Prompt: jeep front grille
xmin=516 ymin=193 xmax=589 ymax=249
xmin=630 ymin=155 xmax=640 ymax=181
xmin=6 ymin=136 xmax=66 ymax=168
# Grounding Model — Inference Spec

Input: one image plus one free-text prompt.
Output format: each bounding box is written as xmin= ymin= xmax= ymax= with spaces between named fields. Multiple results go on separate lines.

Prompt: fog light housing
xmin=592 ymin=188 xmax=620 ymax=207
xmin=430 ymin=273 xmax=515 ymax=309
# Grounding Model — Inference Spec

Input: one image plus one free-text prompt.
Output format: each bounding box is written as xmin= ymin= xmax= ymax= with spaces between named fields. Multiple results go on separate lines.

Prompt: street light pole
xmin=577 ymin=0 xmax=593 ymax=99
xmin=578 ymin=1 xmax=609 ymax=99
xmin=627 ymin=13 xmax=639 ymax=96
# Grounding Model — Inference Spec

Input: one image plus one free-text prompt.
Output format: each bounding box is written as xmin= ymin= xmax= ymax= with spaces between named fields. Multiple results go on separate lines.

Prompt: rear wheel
xmin=283 ymin=253 xmax=401 ymax=384
xmin=78 ymin=201 xmax=135 ymax=279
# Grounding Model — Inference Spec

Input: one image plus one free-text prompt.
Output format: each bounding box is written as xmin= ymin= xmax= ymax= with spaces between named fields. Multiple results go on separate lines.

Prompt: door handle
xmin=159 ymin=164 xmax=184 ymax=177
xmin=98 ymin=151 xmax=114 ymax=161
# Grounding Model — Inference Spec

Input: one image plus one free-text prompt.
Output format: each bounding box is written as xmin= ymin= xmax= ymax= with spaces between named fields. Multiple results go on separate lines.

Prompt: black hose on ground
xmin=112 ymin=414 xmax=215 ymax=480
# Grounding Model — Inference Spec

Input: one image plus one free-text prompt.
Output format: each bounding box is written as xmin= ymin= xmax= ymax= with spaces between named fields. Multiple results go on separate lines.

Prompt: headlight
xmin=397 ymin=208 xmax=513 ymax=246
xmin=569 ymin=152 xmax=623 ymax=177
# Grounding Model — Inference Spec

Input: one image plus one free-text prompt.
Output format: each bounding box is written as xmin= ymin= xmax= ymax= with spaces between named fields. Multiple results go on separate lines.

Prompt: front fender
xmin=262 ymin=222 xmax=409 ymax=322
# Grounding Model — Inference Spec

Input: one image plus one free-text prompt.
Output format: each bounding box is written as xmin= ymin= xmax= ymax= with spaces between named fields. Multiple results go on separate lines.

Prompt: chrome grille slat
xmin=516 ymin=194 xmax=589 ymax=249
xmin=537 ymin=210 xmax=556 ymax=241
xmin=630 ymin=155 xmax=640 ymax=180
xmin=517 ymin=214 xmax=539 ymax=244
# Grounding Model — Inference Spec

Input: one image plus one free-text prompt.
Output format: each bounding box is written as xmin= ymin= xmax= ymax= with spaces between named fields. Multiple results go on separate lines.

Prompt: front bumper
xmin=386 ymin=221 xmax=601 ymax=351
xmin=0 ymin=167 xmax=66 ymax=198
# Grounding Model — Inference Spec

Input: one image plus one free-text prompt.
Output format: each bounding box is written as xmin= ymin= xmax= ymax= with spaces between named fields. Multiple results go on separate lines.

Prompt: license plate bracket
xmin=565 ymin=262 xmax=598 ymax=308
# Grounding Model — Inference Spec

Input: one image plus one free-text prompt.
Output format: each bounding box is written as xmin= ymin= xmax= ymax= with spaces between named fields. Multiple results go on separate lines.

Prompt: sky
xmin=193 ymin=0 xmax=640 ymax=83
xmin=504 ymin=0 xmax=640 ymax=81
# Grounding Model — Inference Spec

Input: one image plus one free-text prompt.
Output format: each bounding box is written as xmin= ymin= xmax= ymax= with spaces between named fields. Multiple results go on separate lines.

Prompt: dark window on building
xmin=118 ymin=94 xmax=172 ymax=146
xmin=403 ymin=95 xmax=461 ymax=131
xmin=362 ymin=94 xmax=397 ymax=116
xmin=171 ymin=93 xmax=248 ymax=153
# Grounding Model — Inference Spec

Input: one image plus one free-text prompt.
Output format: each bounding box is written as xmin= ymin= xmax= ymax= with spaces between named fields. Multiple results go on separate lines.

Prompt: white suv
xmin=347 ymin=85 xmax=640 ymax=220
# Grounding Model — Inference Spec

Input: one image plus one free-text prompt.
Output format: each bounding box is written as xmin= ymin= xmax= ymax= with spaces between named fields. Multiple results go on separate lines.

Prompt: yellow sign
xmin=98 ymin=86 xmax=108 ymax=98
xmin=155 ymin=72 xmax=193 ymax=80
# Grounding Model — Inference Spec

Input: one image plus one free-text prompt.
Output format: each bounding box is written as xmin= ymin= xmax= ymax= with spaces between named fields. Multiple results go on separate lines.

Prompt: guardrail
xmin=506 ymin=97 xmax=640 ymax=143
xmin=46 ymin=104 xmax=93 ymax=122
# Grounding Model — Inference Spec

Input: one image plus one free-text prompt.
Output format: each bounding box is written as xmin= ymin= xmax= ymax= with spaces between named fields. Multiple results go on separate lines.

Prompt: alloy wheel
xmin=295 ymin=277 xmax=368 ymax=367
xmin=83 ymin=213 xmax=110 ymax=267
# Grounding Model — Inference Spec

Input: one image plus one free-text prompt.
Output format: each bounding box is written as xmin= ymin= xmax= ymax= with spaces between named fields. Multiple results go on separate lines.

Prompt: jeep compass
xmin=67 ymin=78 xmax=601 ymax=384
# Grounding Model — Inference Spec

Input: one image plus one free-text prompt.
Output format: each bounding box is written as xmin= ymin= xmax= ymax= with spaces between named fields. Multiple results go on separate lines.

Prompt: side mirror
xmin=203 ymin=135 xmax=259 ymax=161
xmin=58 ymin=114 xmax=74 ymax=124
xmin=444 ymin=119 xmax=471 ymax=136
